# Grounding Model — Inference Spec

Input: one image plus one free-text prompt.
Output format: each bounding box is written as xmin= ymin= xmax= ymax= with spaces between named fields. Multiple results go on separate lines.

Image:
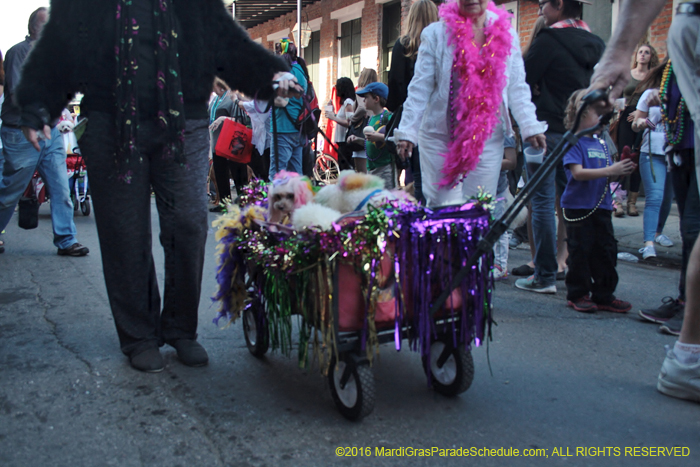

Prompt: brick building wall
xmin=513 ymin=0 xmax=540 ymax=50
xmin=648 ymin=1 xmax=673 ymax=59
xmin=245 ymin=0 xmax=378 ymax=113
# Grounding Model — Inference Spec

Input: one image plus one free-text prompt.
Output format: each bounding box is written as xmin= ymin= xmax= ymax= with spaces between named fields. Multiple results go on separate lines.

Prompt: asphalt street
xmin=0 ymin=200 xmax=698 ymax=467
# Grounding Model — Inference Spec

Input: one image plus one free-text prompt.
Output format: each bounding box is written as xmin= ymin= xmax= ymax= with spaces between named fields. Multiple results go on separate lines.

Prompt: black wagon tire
xmin=423 ymin=337 xmax=474 ymax=397
xmin=80 ymin=199 xmax=91 ymax=216
xmin=328 ymin=355 xmax=375 ymax=421
xmin=242 ymin=301 xmax=269 ymax=358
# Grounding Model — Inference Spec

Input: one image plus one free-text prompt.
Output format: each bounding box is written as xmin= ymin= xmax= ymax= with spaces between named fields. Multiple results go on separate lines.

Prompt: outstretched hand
xmin=22 ymin=125 xmax=51 ymax=151
xmin=610 ymin=159 xmax=637 ymax=176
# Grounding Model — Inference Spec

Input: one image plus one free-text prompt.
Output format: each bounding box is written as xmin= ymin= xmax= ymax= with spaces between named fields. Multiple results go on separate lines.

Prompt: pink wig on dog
xmin=268 ymin=171 xmax=314 ymax=224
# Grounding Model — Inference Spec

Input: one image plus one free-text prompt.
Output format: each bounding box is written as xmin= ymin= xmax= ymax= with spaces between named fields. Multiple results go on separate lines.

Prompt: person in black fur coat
xmin=15 ymin=0 xmax=298 ymax=373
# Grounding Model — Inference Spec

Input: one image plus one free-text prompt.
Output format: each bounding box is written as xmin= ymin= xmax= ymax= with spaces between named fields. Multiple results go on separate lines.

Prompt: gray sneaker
xmin=655 ymin=234 xmax=674 ymax=247
xmin=508 ymin=235 xmax=522 ymax=250
xmin=639 ymin=297 xmax=683 ymax=324
xmin=515 ymin=275 xmax=556 ymax=294
xmin=659 ymin=310 xmax=684 ymax=336
xmin=639 ymin=244 xmax=657 ymax=260
xmin=657 ymin=347 xmax=700 ymax=402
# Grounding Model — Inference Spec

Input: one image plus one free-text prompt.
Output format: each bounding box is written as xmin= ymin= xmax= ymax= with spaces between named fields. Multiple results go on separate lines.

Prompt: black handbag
xmin=18 ymin=197 xmax=39 ymax=230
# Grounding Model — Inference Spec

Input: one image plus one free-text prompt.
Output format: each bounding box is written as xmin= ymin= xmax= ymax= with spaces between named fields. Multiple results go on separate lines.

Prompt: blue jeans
xmin=269 ymin=132 xmax=303 ymax=179
xmin=0 ymin=126 xmax=79 ymax=248
xmin=527 ymin=132 xmax=567 ymax=286
xmin=639 ymin=152 xmax=673 ymax=242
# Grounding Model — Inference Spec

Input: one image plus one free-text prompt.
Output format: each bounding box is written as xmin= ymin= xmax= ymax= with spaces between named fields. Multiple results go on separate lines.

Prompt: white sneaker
xmin=639 ymin=244 xmax=657 ymax=260
xmin=655 ymin=234 xmax=674 ymax=247
xmin=492 ymin=265 xmax=509 ymax=281
xmin=657 ymin=348 xmax=700 ymax=402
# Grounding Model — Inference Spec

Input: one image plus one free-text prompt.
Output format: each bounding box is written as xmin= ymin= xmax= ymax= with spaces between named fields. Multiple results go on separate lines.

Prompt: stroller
xmin=65 ymin=118 xmax=91 ymax=216
xmin=66 ymin=151 xmax=90 ymax=217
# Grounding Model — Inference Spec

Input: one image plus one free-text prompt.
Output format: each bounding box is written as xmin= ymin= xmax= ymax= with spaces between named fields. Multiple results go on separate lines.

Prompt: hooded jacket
xmin=15 ymin=0 xmax=289 ymax=130
xmin=524 ymin=28 xmax=605 ymax=134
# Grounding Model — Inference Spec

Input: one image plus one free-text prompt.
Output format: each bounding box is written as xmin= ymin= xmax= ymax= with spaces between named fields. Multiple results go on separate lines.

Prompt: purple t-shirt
xmin=561 ymin=136 xmax=613 ymax=211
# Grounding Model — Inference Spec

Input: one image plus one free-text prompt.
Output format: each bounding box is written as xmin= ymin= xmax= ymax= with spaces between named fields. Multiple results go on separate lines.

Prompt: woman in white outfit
xmin=395 ymin=0 xmax=546 ymax=206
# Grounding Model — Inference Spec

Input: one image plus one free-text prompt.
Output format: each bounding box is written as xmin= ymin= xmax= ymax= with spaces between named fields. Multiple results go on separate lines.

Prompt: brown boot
xmin=627 ymin=192 xmax=640 ymax=216
xmin=613 ymin=200 xmax=625 ymax=217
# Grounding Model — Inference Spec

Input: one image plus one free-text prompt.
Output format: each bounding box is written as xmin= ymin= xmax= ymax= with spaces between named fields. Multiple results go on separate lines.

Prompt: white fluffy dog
xmin=286 ymin=171 xmax=417 ymax=231
xmin=313 ymin=170 xmax=400 ymax=214
xmin=267 ymin=171 xmax=315 ymax=225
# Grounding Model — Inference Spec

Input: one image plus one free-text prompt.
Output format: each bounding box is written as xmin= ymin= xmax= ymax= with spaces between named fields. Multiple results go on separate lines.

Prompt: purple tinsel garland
xmin=213 ymin=196 xmax=494 ymax=372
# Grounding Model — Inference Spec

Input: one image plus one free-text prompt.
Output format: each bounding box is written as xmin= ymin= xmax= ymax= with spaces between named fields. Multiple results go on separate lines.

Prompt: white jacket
xmin=394 ymin=12 xmax=547 ymax=146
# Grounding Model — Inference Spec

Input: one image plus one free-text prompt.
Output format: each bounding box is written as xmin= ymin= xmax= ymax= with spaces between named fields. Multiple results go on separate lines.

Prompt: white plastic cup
xmin=363 ymin=126 xmax=375 ymax=136
xmin=524 ymin=146 xmax=545 ymax=175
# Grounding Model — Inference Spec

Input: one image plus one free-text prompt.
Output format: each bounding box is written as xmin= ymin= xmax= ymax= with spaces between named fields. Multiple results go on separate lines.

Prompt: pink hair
xmin=293 ymin=179 xmax=313 ymax=208
xmin=272 ymin=170 xmax=312 ymax=208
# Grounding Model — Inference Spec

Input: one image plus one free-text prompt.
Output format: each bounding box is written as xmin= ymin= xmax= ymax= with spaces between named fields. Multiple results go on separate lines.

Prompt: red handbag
xmin=214 ymin=118 xmax=253 ymax=164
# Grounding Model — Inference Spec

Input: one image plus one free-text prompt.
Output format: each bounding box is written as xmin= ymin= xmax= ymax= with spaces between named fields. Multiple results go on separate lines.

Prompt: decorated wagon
xmin=213 ymin=181 xmax=496 ymax=420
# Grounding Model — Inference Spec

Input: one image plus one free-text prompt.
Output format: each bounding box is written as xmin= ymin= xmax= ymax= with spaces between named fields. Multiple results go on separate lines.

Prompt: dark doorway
xmin=305 ymin=30 xmax=321 ymax=86
xmin=382 ymin=1 xmax=402 ymax=84
xmin=340 ymin=18 xmax=362 ymax=81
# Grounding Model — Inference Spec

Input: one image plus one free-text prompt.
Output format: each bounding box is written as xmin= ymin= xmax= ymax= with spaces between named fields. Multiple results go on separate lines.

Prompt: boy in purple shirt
xmin=561 ymin=90 xmax=637 ymax=313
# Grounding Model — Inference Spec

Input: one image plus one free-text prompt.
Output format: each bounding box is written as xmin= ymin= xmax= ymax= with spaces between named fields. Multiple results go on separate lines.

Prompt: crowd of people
xmin=1 ymin=0 xmax=699 ymax=403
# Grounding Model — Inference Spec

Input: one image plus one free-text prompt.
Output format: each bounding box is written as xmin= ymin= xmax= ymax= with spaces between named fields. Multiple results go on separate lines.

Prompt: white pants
xmin=493 ymin=188 xmax=511 ymax=270
xmin=419 ymin=125 xmax=505 ymax=207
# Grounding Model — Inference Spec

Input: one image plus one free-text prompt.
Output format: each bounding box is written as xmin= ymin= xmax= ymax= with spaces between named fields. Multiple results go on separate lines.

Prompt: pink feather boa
xmin=439 ymin=1 xmax=513 ymax=188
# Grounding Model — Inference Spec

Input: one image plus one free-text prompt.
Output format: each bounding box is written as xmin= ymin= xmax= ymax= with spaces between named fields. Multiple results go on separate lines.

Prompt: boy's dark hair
xmin=366 ymin=92 xmax=387 ymax=108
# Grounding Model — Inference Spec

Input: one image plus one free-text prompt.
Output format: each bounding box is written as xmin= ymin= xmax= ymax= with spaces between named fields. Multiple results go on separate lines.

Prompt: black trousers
xmin=248 ymin=148 xmax=271 ymax=182
xmin=212 ymin=153 xmax=248 ymax=201
xmin=80 ymin=112 xmax=210 ymax=356
xmin=670 ymin=158 xmax=700 ymax=301
xmin=564 ymin=209 xmax=618 ymax=304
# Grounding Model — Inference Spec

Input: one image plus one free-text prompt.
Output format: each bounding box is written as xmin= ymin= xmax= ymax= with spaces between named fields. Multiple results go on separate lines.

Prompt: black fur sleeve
xmin=208 ymin=2 xmax=289 ymax=101
xmin=15 ymin=0 xmax=79 ymax=129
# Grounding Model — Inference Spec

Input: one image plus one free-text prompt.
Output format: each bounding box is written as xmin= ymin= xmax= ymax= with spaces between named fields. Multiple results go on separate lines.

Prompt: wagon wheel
xmin=422 ymin=336 xmax=474 ymax=397
xmin=328 ymin=354 xmax=375 ymax=421
xmin=242 ymin=300 xmax=269 ymax=357
xmin=313 ymin=154 xmax=340 ymax=184
xmin=80 ymin=199 xmax=91 ymax=216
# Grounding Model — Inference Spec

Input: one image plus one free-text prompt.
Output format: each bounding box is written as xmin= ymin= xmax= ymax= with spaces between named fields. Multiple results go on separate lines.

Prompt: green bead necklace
xmin=660 ymin=61 xmax=686 ymax=146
